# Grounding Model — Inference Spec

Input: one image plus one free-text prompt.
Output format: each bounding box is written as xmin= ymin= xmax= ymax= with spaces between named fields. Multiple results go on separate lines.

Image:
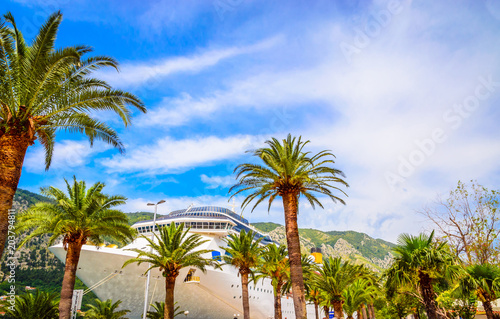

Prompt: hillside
xmin=252 ymin=222 xmax=394 ymax=271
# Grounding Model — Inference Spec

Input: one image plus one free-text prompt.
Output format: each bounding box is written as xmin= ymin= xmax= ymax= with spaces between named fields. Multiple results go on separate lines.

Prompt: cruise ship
xmin=49 ymin=206 xmax=322 ymax=319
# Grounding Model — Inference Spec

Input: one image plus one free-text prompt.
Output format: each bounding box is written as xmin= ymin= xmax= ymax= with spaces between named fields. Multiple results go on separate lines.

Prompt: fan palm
xmin=255 ymin=244 xmax=290 ymax=319
xmin=0 ymin=11 xmax=145 ymax=261
xmin=16 ymin=178 xmax=136 ymax=319
xmin=221 ymin=229 xmax=264 ymax=319
xmin=313 ymin=256 xmax=367 ymax=319
xmin=230 ymin=134 xmax=348 ymax=319
xmin=123 ymin=222 xmax=218 ymax=319
xmin=85 ymin=299 xmax=130 ymax=319
xmin=0 ymin=290 xmax=59 ymax=319
xmin=456 ymin=264 xmax=500 ymax=319
xmin=385 ymin=231 xmax=461 ymax=319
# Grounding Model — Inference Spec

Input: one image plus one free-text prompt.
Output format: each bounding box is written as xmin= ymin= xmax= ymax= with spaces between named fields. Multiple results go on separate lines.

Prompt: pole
xmin=142 ymin=201 xmax=162 ymax=319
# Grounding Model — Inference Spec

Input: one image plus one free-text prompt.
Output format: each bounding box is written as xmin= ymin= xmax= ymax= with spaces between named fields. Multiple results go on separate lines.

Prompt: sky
xmin=4 ymin=0 xmax=500 ymax=243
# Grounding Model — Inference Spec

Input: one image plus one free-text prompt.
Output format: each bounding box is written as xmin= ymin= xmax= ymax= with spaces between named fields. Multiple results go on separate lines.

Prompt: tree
xmin=255 ymin=244 xmax=290 ymax=319
xmin=313 ymin=256 xmax=367 ymax=319
xmin=221 ymin=229 xmax=264 ymax=319
xmin=85 ymin=299 xmax=130 ymax=319
xmin=123 ymin=223 xmax=217 ymax=319
xmin=230 ymin=134 xmax=348 ymax=319
xmin=16 ymin=178 xmax=135 ymax=319
xmin=455 ymin=264 xmax=500 ymax=319
xmin=0 ymin=290 xmax=59 ymax=319
xmin=420 ymin=180 xmax=500 ymax=264
xmin=342 ymin=279 xmax=375 ymax=319
xmin=146 ymin=301 xmax=184 ymax=319
xmin=385 ymin=231 xmax=461 ymax=319
xmin=0 ymin=11 xmax=146 ymax=261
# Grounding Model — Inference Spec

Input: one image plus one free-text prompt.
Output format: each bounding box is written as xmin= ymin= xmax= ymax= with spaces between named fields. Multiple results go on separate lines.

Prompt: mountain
xmin=252 ymin=222 xmax=394 ymax=271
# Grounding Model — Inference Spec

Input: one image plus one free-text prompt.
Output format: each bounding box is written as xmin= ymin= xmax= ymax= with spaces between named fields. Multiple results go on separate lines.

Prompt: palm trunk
xmin=332 ymin=300 xmax=343 ymax=319
xmin=274 ymin=282 xmax=283 ymax=319
xmin=483 ymin=299 xmax=494 ymax=319
xmin=418 ymin=271 xmax=440 ymax=319
xmin=368 ymin=304 xmax=375 ymax=319
xmin=282 ymin=192 xmax=307 ymax=319
xmin=59 ymin=241 xmax=83 ymax=319
xmin=314 ymin=300 xmax=319 ymax=319
xmin=241 ymin=272 xmax=250 ymax=319
xmin=164 ymin=277 xmax=176 ymax=319
xmin=324 ymin=305 xmax=330 ymax=319
xmin=362 ymin=304 xmax=368 ymax=319
xmin=358 ymin=307 xmax=364 ymax=319
xmin=0 ymin=132 xmax=31 ymax=260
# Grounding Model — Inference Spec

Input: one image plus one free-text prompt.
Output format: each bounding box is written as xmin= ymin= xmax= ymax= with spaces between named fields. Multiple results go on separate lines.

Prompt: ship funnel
xmin=310 ymin=247 xmax=322 ymax=264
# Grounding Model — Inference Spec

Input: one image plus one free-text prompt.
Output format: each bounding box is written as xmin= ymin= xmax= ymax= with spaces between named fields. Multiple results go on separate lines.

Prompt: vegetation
xmin=84 ymin=298 xmax=130 ymax=319
xmin=123 ymin=222 xmax=217 ymax=319
xmin=230 ymin=134 xmax=348 ymax=319
xmin=0 ymin=10 xmax=145 ymax=264
xmin=16 ymin=178 xmax=135 ymax=319
xmin=0 ymin=290 xmax=59 ymax=319
xmin=146 ymin=301 xmax=184 ymax=319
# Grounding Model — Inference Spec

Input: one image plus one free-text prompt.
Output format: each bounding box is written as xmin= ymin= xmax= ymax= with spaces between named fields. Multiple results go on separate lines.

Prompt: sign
xmin=329 ymin=311 xmax=335 ymax=319
xmin=71 ymin=290 xmax=84 ymax=319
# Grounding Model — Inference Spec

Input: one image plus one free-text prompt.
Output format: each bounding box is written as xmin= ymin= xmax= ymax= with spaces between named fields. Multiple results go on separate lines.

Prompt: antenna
xmin=230 ymin=198 xmax=237 ymax=213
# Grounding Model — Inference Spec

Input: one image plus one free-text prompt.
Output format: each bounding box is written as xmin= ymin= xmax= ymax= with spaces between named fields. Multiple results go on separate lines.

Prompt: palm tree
xmin=456 ymin=264 xmax=500 ymax=319
xmin=146 ymin=301 xmax=184 ymax=319
xmin=385 ymin=231 xmax=461 ymax=319
xmin=0 ymin=11 xmax=146 ymax=260
xmin=255 ymin=244 xmax=290 ymax=319
xmin=123 ymin=222 xmax=218 ymax=319
xmin=222 ymin=229 xmax=264 ymax=319
xmin=0 ymin=291 xmax=59 ymax=319
xmin=85 ymin=299 xmax=130 ymax=319
xmin=313 ymin=256 xmax=367 ymax=319
xmin=230 ymin=134 xmax=348 ymax=319
xmin=16 ymin=178 xmax=136 ymax=319
xmin=342 ymin=279 xmax=376 ymax=319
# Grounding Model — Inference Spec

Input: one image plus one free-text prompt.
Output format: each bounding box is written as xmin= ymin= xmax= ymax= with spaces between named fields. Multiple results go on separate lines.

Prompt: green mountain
xmin=252 ymin=222 xmax=394 ymax=271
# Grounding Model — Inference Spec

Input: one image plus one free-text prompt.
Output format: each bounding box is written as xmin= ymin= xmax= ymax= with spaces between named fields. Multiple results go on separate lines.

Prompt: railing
xmin=183 ymin=276 xmax=200 ymax=283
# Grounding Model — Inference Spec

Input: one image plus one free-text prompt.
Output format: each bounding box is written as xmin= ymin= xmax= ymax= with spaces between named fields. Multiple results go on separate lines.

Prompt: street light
xmin=142 ymin=199 xmax=166 ymax=319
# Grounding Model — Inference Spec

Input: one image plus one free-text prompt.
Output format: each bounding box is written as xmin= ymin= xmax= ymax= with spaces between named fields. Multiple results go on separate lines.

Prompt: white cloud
xmin=101 ymin=135 xmax=266 ymax=174
xmin=98 ymin=37 xmax=280 ymax=88
xmin=200 ymin=174 xmax=235 ymax=189
xmin=24 ymin=140 xmax=109 ymax=173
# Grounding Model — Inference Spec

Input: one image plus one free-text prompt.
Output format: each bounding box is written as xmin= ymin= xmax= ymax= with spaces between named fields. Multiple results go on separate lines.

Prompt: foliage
xmin=222 ymin=230 xmax=264 ymax=277
xmin=146 ymin=301 xmax=184 ymax=319
xmin=437 ymin=288 xmax=477 ymax=319
xmin=85 ymin=299 xmax=130 ymax=319
xmin=342 ymin=279 xmax=376 ymax=319
xmin=251 ymin=222 xmax=281 ymax=233
xmin=420 ymin=180 xmax=500 ymax=264
xmin=0 ymin=290 xmax=59 ymax=319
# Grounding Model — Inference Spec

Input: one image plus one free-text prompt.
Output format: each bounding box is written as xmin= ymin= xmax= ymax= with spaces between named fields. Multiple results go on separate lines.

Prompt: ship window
xmin=196 ymin=222 xmax=202 ymax=228
xmin=215 ymin=223 xmax=221 ymax=229
xmin=203 ymin=222 xmax=208 ymax=229
xmin=209 ymin=222 xmax=214 ymax=229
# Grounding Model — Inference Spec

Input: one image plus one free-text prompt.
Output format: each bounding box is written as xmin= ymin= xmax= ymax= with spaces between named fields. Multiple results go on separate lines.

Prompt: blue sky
xmin=4 ymin=0 xmax=500 ymax=242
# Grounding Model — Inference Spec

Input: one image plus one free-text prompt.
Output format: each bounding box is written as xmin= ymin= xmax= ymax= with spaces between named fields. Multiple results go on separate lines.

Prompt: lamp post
xmin=142 ymin=199 xmax=166 ymax=319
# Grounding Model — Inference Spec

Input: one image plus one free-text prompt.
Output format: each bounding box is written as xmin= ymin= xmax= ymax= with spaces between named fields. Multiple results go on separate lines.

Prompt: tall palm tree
xmin=385 ymin=231 xmax=461 ymax=319
xmin=230 ymin=134 xmax=348 ymax=319
xmin=255 ymin=244 xmax=290 ymax=319
xmin=85 ymin=299 xmax=130 ymax=319
xmin=313 ymin=256 xmax=367 ymax=319
xmin=222 ymin=229 xmax=264 ymax=319
xmin=0 ymin=11 xmax=146 ymax=260
xmin=123 ymin=222 xmax=218 ymax=319
xmin=456 ymin=264 xmax=500 ymax=319
xmin=16 ymin=178 xmax=136 ymax=319
xmin=0 ymin=291 xmax=59 ymax=319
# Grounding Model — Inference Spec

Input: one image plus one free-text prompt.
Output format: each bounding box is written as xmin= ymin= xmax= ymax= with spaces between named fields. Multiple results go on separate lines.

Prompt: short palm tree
xmin=313 ymin=256 xmax=367 ymax=319
xmin=342 ymin=279 xmax=375 ymax=319
xmin=222 ymin=229 xmax=264 ymax=319
xmin=0 ymin=291 xmax=59 ymax=319
xmin=16 ymin=178 xmax=136 ymax=319
xmin=123 ymin=222 xmax=218 ymax=319
xmin=385 ymin=231 xmax=461 ymax=319
xmin=85 ymin=299 xmax=130 ymax=319
xmin=230 ymin=134 xmax=348 ymax=319
xmin=146 ymin=301 xmax=184 ymax=319
xmin=456 ymin=264 xmax=500 ymax=319
xmin=255 ymin=244 xmax=290 ymax=319
xmin=0 ymin=11 xmax=145 ymax=261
